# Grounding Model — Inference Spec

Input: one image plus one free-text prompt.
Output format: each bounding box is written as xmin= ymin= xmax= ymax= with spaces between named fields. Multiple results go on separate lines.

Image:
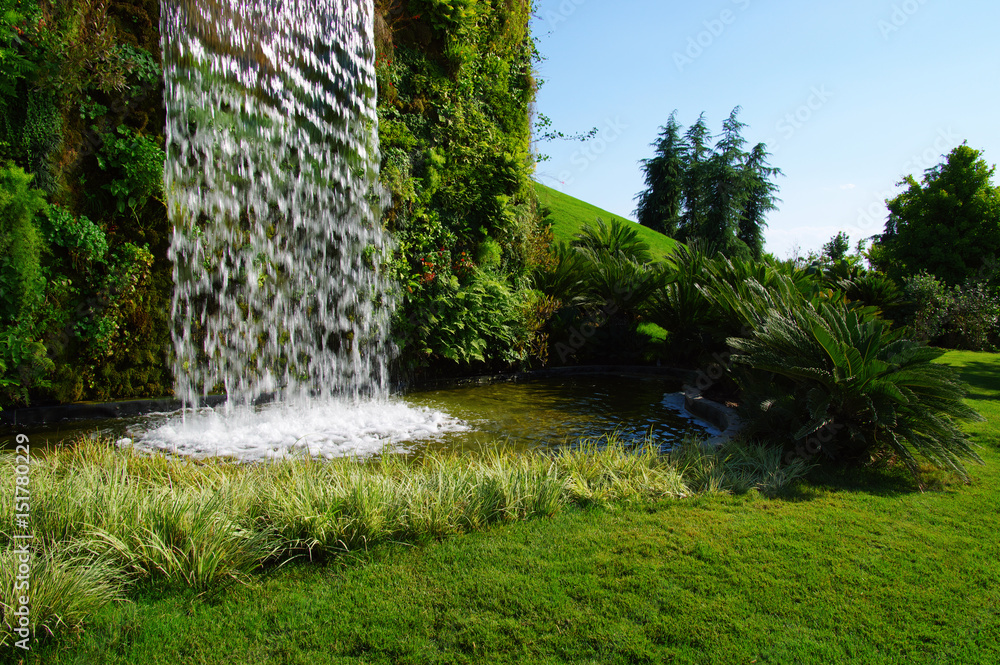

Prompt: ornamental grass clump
xmin=0 ymin=545 xmax=126 ymax=647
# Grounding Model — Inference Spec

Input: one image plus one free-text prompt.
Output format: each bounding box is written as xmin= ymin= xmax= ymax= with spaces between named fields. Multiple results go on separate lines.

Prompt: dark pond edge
xmin=1 ymin=395 xmax=227 ymax=430
xmin=2 ymin=366 xmax=742 ymax=445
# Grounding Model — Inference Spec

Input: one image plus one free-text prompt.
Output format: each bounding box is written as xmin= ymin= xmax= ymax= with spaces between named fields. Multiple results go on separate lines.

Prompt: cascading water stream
xmin=163 ymin=0 xmax=389 ymax=406
xmin=123 ymin=0 xmax=467 ymax=459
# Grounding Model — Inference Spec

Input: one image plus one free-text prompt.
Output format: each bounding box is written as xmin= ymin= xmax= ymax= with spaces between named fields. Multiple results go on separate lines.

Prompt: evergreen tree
xmin=702 ymin=107 xmax=747 ymax=253
xmin=678 ymin=113 xmax=711 ymax=244
xmin=634 ymin=109 xmax=780 ymax=258
xmin=738 ymin=142 xmax=781 ymax=259
xmin=635 ymin=112 xmax=684 ymax=236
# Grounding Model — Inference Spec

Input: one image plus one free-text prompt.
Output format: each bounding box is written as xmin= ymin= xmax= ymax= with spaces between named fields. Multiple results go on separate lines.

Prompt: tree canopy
xmin=634 ymin=107 xmax=781 ymax=259
xmin=873 ymin=144 xmax=1000 ymax=285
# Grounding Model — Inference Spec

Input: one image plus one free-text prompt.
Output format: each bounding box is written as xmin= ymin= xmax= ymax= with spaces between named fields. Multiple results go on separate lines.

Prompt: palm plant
xmin=531 ymin=240 xmax=592 ymax=309
xmin=571 ymin=216 xmax=652 ymax=265
xmin=645 ymin=241 xmax=716 ymax=354
xmin=710 ymin=275 xmax=983 ymax=484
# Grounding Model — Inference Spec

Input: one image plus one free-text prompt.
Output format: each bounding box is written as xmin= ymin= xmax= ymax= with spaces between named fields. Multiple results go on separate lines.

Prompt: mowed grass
xmin=5 ymin=351 xmax=1000 ymax=664
xmin=533 ymin=181 xmax=678 ymax=260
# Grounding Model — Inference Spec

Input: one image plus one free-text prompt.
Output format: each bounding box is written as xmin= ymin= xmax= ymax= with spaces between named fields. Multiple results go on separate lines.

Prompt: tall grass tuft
xmin=0 ymin=545 xmax=126 ymax=646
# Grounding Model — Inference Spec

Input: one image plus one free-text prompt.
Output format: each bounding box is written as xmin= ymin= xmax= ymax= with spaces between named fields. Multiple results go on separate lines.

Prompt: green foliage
xmin=0 ymin=0 xmax=173 ymax=407
xmin=401 ymin=264 xmax=527 ymax=365
xmin=42 ymin=204 xmax=107 ymax=264
xmin=377 ymin=0 xmax=538 ymax=374
xmin=0 ymin=162 xmax=46 ymax=318
xmin=96 ymin=125 xmax=164 ymax=219
xmin=709 ymin=274 xmax=984 ymax=484
xmin=0 ymin=162 xmax=52 ymax=404
xmin=901 ymin=271 xmax=1000 ymax=350
xmin=0 ymin=0 xmax=37 ymax=97
xmin=572 ymin=216 xmax=652 ymax=265
xmin=0 ymin=159 xmax=167 ymax=407
xmin=875 ymin=144 xmax=1000 ymax=285
xmin=531 ymin=218 xmax=666 ymax=364
xmin=0 ymin=545 xmax=125 ymax=646
xmin=822 ymin=231 xmax=850 ymax=263
xmin=0 ymin=86 xmax=62 ymax=192
xmin=635 ymin=108 xmax=781 ymax=259
xmin=32 ymin=0 xmax=131 ymax=100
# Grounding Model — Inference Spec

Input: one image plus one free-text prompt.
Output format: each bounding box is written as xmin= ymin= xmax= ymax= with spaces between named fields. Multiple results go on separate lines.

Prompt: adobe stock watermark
xmin=8 ymin=435 xmax=33 ymax=651
xmin=556 ymin=115 xmax=629 ymax=186
xmin=854 ymin=127 xmax=961 ymax=234
xmin=766 ymin=85 xmax=834 ymax=155
xmin=673 ymin=0 xmax=752 ymax=73
xmin=878 ymin=0 xmax=932 ymax=39
xmin=538 ymin=0 xmax=589 ymax=33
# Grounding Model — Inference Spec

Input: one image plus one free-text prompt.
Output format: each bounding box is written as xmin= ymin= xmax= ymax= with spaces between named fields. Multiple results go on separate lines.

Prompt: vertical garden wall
xmin=375 ymin=0 xmax=547 ymax=376
xmin=1 ymin=0 xmax=170 ymax=406
xmin=0 ymin=0 xmax=542 ymax=407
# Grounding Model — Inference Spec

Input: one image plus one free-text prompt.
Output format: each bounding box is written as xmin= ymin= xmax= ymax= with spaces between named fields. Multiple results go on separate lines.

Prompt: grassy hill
xmin=533 ymin=181 xmax=678 ymax=260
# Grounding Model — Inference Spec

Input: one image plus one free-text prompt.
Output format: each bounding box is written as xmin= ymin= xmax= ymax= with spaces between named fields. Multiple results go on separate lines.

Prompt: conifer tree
xmin=635 ymin=112 xmax=684 ymax=236
xmin=635 ymin=108 xmax=781 ymax=259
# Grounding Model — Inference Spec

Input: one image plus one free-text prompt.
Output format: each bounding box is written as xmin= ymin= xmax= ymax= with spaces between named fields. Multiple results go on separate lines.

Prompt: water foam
xmin=124 ymin=400 xmax=469 ymax=461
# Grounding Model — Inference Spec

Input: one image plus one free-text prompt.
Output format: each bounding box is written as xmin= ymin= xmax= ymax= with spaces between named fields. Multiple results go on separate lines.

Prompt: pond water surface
xmin=2 ymin=375 xmax=716 ymax=460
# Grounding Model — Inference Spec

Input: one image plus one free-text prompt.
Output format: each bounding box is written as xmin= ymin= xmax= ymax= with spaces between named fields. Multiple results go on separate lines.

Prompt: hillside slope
xmin=533 ymin=181 xmax=677 ymax=260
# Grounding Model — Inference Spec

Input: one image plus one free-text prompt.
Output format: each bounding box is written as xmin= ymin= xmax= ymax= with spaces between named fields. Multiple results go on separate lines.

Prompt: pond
xmin=2 ymin=374 xmax=717 ymax=460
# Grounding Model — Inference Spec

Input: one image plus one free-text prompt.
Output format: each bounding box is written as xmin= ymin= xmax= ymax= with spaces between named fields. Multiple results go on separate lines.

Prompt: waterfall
xmin=162 ymin=0 xmax=392 ymax=408
xmin=127 ymin=1 xmax=465 ymax=460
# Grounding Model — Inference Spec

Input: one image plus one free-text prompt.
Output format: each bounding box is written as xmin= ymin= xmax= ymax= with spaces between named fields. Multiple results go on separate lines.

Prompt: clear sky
xmin=530 ymin=0 xmax=1000 ymax=259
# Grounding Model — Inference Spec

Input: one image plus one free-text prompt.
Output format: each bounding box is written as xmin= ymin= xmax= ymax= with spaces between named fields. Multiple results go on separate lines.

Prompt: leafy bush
xmin=902 ymin=271 xmax=1000 ymax=351
xmin=0 ymin=163 xmax=46 ymax=320
xmin=96 ymin=125 xmax=164 ymax=219
xmin=41 ymin=204 xmax=107 ymax=265
xmin=399 ymin=262 xmax=528 ymax=366
xmin=531 ymin=218 xmax=666 ymax=363
xmin=710 ymin=275 xmax=984 ymax=484
xmin=0 ymin=163 xmax=53 ymax=404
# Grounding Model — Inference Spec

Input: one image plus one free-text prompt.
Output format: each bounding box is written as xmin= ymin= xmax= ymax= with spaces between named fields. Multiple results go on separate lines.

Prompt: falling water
xmin=130 ymin=0 xmax=467 ymax=459
xmin=163 ymin=0 xmax=391 ymax=406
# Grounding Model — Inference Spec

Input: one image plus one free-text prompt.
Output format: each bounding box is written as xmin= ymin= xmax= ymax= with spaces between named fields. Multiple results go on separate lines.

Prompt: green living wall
xmin=0 ymin=0 xmax=170 ymax=407
xmin=375 ymin=0 xmax=548 ymax=377
xmin=0 ymin=0 xmax=542 ymax=408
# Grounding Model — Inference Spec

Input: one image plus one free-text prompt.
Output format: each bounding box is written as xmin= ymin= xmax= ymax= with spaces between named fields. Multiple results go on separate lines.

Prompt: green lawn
xmin=10 ymin=351 xmax=999 ymax=664
xmin=533 ymin=181 xmax=678 ymax=260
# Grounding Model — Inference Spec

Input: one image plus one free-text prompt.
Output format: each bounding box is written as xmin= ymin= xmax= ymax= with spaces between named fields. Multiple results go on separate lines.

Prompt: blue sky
xmin=529 ymin=0 xmax=1000 ymax=258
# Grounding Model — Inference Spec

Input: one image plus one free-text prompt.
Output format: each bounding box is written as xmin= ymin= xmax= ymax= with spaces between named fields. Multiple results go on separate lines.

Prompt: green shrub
xmin=902 ymin=271 xmax=1000 ymax=351
xmin=96 ymin=125 xmax=164 ymax=220
xmin=711 ymin=276 xmax=984 ymax=484
xmin=0 ymin=163 xmax=46 ymax=319
xmin=41 ymin=204 xmax=108 ymax=265
xmin=401 ymin=265 xmax=527 ymax=365
xmin=0 ymin=162 xmax=53 ymax=404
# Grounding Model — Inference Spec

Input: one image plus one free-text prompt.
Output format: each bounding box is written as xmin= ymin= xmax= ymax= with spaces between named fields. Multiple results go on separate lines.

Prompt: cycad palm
xmin=713 ymin=275 xmax=983 ymax=484
xmin=572 ymin=217 xmax=652 ymax=265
